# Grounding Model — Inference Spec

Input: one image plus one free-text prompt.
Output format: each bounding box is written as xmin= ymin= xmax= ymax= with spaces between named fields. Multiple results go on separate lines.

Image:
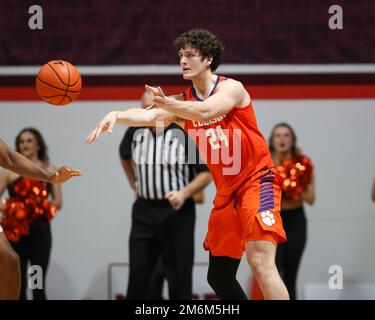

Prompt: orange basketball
xmin=36 ymin=60 xmax=82 ymax=106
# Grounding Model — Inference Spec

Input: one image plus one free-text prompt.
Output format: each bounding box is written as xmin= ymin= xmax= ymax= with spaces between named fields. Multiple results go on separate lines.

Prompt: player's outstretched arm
xmin=0 ymin=139 xmax=81 ymax=184
xmin=85 ymin=107 xmax=176 ymax=144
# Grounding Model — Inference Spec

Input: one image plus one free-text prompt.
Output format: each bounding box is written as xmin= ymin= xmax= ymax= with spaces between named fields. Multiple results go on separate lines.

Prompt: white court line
xmin=0 ymin=64 xmax=375 ymax=76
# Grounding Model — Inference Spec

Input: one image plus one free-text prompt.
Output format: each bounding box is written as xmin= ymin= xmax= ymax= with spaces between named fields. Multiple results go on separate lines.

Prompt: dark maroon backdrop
xmin=0 ymin=0 xmax=374 ymax=65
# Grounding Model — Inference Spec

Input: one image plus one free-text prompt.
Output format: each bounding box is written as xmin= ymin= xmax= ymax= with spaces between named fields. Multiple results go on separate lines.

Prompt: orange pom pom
xmin=276 ymin=155 xmax=314 ymax=201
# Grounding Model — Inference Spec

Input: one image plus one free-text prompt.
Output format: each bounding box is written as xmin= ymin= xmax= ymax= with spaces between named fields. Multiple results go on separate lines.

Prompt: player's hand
xmin=145 ymin=85 xmax=161 ymax=98
xmin=85 ymin=111 xmax=118 ymax=144
xmin=145 ymin=85 xmax=175 ymax=110
xmin=50 ymin=167 xmax=82 ymax=184
xmin=165 ymin=190 xmax=187 ymax=210
xmin=144 ymin=85 xmax=160 ymax=109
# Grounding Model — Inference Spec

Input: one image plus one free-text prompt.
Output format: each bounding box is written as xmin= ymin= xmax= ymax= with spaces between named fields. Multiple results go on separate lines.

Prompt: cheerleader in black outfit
xmin=0 ymin=128 xmax=62 ymax=300
xmin=268 ymin=123 xmax=315 ymax=300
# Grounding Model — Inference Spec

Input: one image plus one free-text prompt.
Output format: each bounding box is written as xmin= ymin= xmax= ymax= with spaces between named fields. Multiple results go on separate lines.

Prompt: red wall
xmin=1 ymin=0 xmax=374 ymax=65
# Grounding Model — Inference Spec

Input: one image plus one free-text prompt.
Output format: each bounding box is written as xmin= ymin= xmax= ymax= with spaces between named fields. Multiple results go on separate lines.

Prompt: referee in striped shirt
xmin=119 ymin=90 xmax=212 ymax=300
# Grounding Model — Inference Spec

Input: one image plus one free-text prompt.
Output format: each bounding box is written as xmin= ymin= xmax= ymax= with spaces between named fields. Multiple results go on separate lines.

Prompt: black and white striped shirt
xmin=120 ymin=124 xmax=209 ymax=200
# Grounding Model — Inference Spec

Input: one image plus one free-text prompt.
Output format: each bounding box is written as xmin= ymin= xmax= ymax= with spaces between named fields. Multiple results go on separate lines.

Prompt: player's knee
xmin=247 ymin=250 xmax=273 ymax=279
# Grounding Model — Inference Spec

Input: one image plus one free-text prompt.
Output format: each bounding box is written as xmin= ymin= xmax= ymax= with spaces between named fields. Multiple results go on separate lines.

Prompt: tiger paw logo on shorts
xmin=260 ymin=210 xmax=275 ymax=226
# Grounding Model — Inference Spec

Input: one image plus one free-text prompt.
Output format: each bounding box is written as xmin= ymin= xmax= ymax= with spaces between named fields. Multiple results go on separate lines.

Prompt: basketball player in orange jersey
xmin=86 ymin=29 xmax=289 ymax=300
xmin=0 ymin=138 xmax=81 ymax=299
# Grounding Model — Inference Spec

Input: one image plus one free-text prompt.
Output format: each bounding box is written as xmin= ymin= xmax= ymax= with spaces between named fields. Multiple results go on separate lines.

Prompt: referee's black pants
xmin=126 ymin=197 xmax=195 ymax=300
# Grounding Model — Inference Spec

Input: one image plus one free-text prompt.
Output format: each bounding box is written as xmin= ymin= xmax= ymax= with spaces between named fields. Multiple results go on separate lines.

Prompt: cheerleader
xmin=269 ymin=123 xmax=315 ymax=300
xmin=0 ymin=128 xmax=65 ymax=300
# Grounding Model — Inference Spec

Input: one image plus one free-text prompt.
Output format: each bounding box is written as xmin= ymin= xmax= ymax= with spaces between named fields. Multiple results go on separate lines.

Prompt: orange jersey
xmin=183 ymin=76 xmax=274 ymax=196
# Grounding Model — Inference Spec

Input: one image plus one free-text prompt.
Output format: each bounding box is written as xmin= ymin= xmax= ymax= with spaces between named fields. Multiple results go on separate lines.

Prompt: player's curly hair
xmin=174 ymin=28 xmax=225 ymax=72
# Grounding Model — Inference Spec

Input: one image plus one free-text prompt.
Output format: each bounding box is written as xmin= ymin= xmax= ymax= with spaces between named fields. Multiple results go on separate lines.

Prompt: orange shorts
xmin=203 ymin=169 xmax=287 ymax=259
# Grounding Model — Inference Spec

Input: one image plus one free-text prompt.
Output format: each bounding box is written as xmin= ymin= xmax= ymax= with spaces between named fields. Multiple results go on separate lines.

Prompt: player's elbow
xmin=198 ymin=112 xmax=210 ymax=122
xmin=196 ymin=103 xmax=232 ymax=121
xmin=196 ymin=108 xmax=214 ymax=121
